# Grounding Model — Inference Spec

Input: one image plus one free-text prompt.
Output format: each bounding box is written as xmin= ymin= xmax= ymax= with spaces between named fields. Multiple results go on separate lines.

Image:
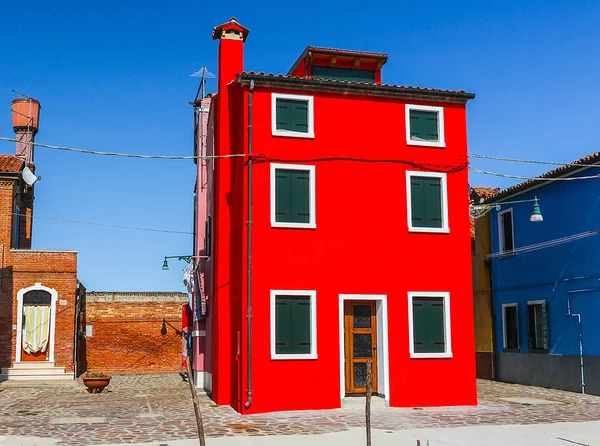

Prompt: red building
xmin=195 ymin=18 xmax=477 ymax=414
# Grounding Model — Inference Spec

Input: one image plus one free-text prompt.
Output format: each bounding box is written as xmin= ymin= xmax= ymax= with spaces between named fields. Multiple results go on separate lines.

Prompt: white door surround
xmin=15 ymin=283 xmax=58 ymax=363
xmin=338 ymin=294 xmax=390 ymax=405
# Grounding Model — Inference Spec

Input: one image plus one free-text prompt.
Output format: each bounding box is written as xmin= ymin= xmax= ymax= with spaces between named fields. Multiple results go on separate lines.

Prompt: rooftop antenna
xmin=190 ymin=67 xmax=215 ymax=103
xmin=12 ymin=89 xmax=34 ymax=100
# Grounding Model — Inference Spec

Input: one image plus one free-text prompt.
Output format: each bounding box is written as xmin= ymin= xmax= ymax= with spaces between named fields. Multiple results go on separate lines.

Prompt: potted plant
xmin=82 ymin=372 xmax=112 ymax=393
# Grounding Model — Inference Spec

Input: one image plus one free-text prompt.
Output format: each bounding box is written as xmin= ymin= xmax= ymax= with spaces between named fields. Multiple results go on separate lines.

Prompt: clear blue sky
xmin=1 ymin=1 xmax=599 ymax=291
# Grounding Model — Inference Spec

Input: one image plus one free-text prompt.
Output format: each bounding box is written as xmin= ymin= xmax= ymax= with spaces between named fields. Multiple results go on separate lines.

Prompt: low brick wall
xmin=85 ymin=292 xmax=188 ymax=373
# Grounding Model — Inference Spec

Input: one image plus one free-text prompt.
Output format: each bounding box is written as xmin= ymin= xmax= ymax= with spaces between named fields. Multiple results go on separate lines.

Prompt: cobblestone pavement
xmin=0 ymin=374 xmax=599 ymax=445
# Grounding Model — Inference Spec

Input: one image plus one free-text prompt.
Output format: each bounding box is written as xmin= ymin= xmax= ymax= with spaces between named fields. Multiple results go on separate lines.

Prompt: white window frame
xmin=502 ymin=303 xmax=520 ymax=351
xmin=407 ymin=292 xmax=452 ymax=359
xmin=270 ymin=289 xmax=317 ymax=360
xmin=270 ymin=163 xmax=316 ymax=229
xmin=405 ymin=104 xmax=445 ymax=148
xmin=271 ymin=93 xmax=315 ymax=138
xmin=406 ymin=171 xmax=449 ymax=233
xmin=498 ymin=208 xmax=514 ymax=252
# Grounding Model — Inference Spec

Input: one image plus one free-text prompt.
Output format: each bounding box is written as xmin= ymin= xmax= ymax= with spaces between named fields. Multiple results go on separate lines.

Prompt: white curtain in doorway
xmin=22 ymin=305 xmax=50 ymax=354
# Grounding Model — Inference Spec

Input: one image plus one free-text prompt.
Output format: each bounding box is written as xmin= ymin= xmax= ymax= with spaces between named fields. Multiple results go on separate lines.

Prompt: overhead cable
xmin=469 ymin=167 xmax=600 ymax=181
xmin=469 ymin=153 xmax=600 ymax=168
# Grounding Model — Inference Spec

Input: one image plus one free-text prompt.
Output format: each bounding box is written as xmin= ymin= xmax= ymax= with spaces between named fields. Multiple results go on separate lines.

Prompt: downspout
xmin=244 ymin=80 xmax=254 ymax=410
xmin=567 ymin=290 xmax=587 ymax=394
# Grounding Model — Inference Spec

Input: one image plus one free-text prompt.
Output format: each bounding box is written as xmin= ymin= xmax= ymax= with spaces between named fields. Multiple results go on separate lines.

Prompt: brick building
xmin=0 ymin=98 xmax=86 ymax=381
xmin=85 ymin=291 xmax=188 ymax=373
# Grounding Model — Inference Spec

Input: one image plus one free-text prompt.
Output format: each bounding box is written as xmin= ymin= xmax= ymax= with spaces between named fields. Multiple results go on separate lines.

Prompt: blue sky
xmin=1 ymin=1 xmax=599 ymax=291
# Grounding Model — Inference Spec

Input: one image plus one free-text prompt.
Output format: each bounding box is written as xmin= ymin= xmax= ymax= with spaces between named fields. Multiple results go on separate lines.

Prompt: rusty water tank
xmin=12 ymin=98 xmax=41 ymax=133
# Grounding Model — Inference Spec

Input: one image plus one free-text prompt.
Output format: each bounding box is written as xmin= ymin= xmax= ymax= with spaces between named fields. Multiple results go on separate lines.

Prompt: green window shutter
xmin=413 ymin=297 xmax=445 ymax=354
xmin=276 ymin=99 xmax=292 ymax=131
xmin=527 ymin=305 xmax=533 ymax=350
xmin=275 ymin=298 xmax=292 ymax=354
xmin=542 ymin=302 xmax=549 ymax=350
xmin=427 ymin=299 xmax=445 ymax=352
xmin=412 ymin=298 xmax=427 ymax=353
xmin=411 ymin=176 xmax=442 ymax=228
xmin=409 ymin=110 xmax=439 ymax=141
xmin=275 ymin=169 xmax=310 ymax=224
xmin=275 ymin=296 xmax=311 ymax=354
xmin=290 ymin=101 xmax=308 ymax=133
xmin=311 ymin=65 xmax=376 ymax=82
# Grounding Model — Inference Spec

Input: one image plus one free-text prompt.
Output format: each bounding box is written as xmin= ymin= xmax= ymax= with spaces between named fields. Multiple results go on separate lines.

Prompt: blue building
xmin=478 ymin=153 xmax=600 ymax=395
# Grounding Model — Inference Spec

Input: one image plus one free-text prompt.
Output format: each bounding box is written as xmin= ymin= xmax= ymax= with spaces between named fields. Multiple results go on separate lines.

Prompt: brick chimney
xmin=11 ymin=98 xmax=40 ymax=167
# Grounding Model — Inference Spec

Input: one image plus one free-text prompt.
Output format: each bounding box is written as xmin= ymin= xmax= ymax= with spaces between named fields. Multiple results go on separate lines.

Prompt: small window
xmin=502 ymin=303 xmax=519 ymax=351
xmin=406 ymin=171 xmax=449 ymax=233
xmin=12 ymin=205 xmax=21 ymax=248
xmin=408 ymin=292 xmax=452 ymax=358
xmin=498 ymin=209 xmax=514 ymax=252
xmin=204 ymin=215 xmax=212 ymax=258
xmin=270 ymin=163 xmax=316 ymax=228
xmin=406 ymin=105 xmax=445 ymax=147
xmin=311 ymin=65 xmax=376 ymax=83
xmin=270 ymin=290 xmax=317 ymax=360
xmin=527 ymin=301 xmax=549 ymax=352
xmin=272 ymin=93 xmax=314 ymax=138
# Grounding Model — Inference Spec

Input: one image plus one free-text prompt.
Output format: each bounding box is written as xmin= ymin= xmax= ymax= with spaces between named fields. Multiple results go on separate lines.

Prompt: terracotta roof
xmin=0 ymin=154 xmax=24 ymax=173
xmin=482 ymin=152 xmax=600 ymax=203
xmin=236 ymin=72 xmax=475 ymax=102
xmin=469 ymin=186 xmax=500 ymax=238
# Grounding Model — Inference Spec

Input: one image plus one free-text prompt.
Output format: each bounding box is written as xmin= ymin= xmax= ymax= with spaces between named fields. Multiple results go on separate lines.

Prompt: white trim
xmin=527 ymin=300 xmax=546 ymax=305
xmin=270 ymin=163 xmax=316 ymax=229
xmin=338 ymin=294 xmax=390 ymax=405
xmin=405 ymin=104 xmax=445 ymax=148
xmin=270 ymin=290 xmax=317 ymax=360
xmin=498 ymin=208 xmax=514 ymax=252
xmin=271 ymin=93 xmax=315 ymax=138
xmin=406 ymin=171 xmax=449 ymax=233
xmin=407 ymin=292 xmax=452 ymax=359
xmin=502 ymin=303 xmax=519 ymax=350
xmin=15 ymin=283 xmax=58 ymax=363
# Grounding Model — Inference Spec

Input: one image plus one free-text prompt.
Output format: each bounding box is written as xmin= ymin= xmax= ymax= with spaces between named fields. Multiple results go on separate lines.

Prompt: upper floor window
xmin=498 ymin=209 xmax=514 ymax=252
xmin=405 ymin=104 xmax=445 ymax=148
xmin=270 ymin=163 xmax=316 ymax=229
xmin=408 ymin=292 xmax=452 ymax=358
xmin=12 ymin=205 xmax=21 ymax=248
xmin=272 ymin=93 xmax=314 ymax=138
xmin=311 ymin=65 xmax=376 ymax=83
xmin=406 ymin=171 xmax=449 ymax=233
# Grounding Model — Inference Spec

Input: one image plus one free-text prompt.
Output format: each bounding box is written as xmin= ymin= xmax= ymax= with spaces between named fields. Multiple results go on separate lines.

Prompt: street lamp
xmin=161 ymin=255 xmax=208 ymax=271
xmin=470 ymin=196 xmax=543 ymax=222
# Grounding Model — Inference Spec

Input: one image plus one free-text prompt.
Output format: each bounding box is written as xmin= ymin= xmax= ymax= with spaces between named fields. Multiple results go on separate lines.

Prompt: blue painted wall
xmin=489 ymin=169 xmax=600 ymax=357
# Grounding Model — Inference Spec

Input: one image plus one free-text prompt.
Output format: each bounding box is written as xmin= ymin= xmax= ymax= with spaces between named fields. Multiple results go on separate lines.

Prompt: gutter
xmin=244 ymin=80 xmax=254 ymax=410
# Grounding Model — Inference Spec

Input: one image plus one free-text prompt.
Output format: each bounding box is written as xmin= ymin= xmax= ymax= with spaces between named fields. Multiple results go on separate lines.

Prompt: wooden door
xmin=344 ymin=301 xmax=377 ymax=394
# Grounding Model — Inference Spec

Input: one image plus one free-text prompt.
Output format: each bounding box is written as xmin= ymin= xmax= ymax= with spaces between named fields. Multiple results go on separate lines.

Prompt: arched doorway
xmin=15 ymin=283 xmax=57 ymax=363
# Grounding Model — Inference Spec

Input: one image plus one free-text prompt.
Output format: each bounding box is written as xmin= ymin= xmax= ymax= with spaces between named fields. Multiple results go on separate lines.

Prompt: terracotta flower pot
xmin=82 ymin=376 xmax=112 ymax=394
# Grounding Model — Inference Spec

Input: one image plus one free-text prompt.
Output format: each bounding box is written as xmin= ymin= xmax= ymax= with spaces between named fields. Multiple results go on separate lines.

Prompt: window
xmin=502 ymin=303 xmax=519 ymax=351
xmin=270 ymin=163 xmax=316 ymax=228
xmin=311 ymin=65 xmax=376 ymax=83
xmin=498 ymin=209 xmax=514 ymax=252
xmin=527 ymin=301 xmax=549 ymax=352
xmin=408 ymin=292 xmax=452 ymax=358
xmin=272 ymin=93 xmax=314 ymax=138
xmin=406 ymin=171 xmax=449 ymax=233
xmin=405 ymin=105 xmax=445 ymax=147
xmin=12 ymin=205 xmax=21 ymax=248
xmin=204 ymin=215 xmax=212 ymax=257
xmin=270 ymin=290 xmax=317 ymax=360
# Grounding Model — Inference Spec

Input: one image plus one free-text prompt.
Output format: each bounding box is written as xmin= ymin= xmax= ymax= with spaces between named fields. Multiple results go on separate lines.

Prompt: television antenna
xmin=190 ymin=67 xmax=215 ymax=103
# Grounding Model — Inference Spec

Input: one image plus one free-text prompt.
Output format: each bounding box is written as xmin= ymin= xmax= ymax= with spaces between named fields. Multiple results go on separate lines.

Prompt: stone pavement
xmin=0 ymin=373 xmax=599 ymax=445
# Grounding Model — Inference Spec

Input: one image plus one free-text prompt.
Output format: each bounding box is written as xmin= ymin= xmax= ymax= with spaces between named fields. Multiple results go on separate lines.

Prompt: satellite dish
xmin=22 ymin=166 xmax=38 ymax=186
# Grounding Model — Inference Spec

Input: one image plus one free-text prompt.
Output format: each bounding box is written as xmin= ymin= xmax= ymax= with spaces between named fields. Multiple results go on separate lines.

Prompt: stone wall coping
xmin=87 ymin=292 xmax=188 ymax=303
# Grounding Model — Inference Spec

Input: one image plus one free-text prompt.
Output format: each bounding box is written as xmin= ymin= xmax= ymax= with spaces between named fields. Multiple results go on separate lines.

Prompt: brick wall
xmin=85 ymin=292 xmax=188 ymax=373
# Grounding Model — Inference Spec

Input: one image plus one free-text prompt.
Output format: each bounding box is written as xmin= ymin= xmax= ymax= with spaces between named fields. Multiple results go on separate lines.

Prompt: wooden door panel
xmin=344 ymin=301 xmax=377 ymax=394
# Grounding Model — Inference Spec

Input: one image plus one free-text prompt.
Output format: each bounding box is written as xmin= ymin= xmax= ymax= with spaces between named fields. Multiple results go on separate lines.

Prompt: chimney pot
xmin=12 ymin=98 xmax=41 ymax=134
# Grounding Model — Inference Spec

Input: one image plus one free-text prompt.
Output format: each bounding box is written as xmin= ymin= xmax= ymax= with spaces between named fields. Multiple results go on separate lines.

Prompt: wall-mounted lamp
xmin=471 ymin=196 xmax=543 ymax=222
xmin=161 ymin=255 xmax=208 ymax=271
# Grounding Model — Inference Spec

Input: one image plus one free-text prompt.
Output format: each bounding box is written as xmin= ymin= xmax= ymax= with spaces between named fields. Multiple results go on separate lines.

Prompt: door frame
xmin=15 ymin=283 xmax=58 ymax=363
xmin=339 ymin=294 xmax=390 ymax=404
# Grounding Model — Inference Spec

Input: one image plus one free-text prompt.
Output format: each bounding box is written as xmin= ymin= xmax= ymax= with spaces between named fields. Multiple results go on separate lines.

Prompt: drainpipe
xmin=567 ymin=290 xmax=588 ymax=394
xmin=244 ymin=80 xmax=254 ymax=410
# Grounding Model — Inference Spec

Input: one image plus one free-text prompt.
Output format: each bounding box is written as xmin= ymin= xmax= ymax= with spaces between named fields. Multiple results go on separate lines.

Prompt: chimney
xmin=11 ymin=98 xmax=40 ymax=167
xmin=212 ymin=17 xmax=249 ymax=93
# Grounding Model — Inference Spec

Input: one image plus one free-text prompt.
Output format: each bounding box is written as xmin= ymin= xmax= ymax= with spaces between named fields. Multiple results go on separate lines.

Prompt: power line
xmin=9 ymin=212 xmax=192 ymax=234
xmin=469 ymin=167 xmax=600 ymax=181
xmin=469 ymin=153 xmax=600 ymax=168
xmin=0 ymin=137 xmax=247 ymax=160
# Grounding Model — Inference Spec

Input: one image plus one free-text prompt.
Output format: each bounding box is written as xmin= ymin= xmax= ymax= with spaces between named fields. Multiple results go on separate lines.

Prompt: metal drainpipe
xmin=244 ymin=80 xmax=254 ymax=410
xmin=567 ymin=290 xmax=588 ymax=394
